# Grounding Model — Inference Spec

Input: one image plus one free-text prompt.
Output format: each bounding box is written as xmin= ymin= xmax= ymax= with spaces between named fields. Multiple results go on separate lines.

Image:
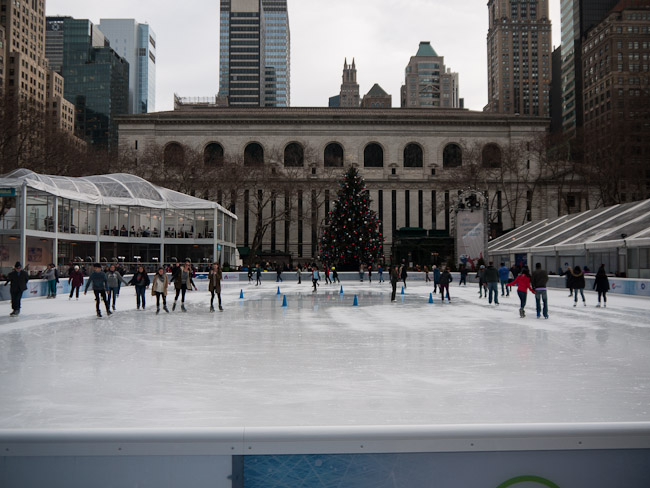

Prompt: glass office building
xmin=0 ymin=169 xmax=238 ymax=276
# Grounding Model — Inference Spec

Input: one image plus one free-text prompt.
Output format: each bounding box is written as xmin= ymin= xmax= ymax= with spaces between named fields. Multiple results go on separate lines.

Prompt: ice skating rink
xmin=0 ymin=280 xmax=649 ymax=430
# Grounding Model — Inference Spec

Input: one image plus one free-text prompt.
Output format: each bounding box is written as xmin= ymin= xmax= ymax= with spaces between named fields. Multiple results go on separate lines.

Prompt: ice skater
xmin=390 ymin=265 xmax=399 ymax=301
xmin=173 ymin=260 xmax=197 ymax=311
xmin=84 ymin=263 xmax=112 ymax=317
xmin=432 ymin=265 xmax=441 ymax=293
xmin=324 ymin=265 xmax=332 ymax=284
xmin=129 ymin=265 xmax=150 ymax=310
xmin=378 ymin=264 xmax=384 ymax=283
xmin=255 ymin=264 xmax=262 ymax=286
xmin=106 ymin=263 xmax=129 ymax=310
xmin=44 ymin=263 xmax=58 ymax=298
xmin=439 ymin=267 xmax=452 ymax=302
xmin=506 ymin=266 xmax=535 ymax=317
xmin=570 ymin=265 xmax=586 ymax=307
xmin=593 ymin=264 xmax=610 ymax=308
xmin=476 ymin=265 xmax=487 ymax=298
xmin=296 ymin=266 xmax=302 ymax=284
xmin=247 ymin=267 xmax=253 ymax=283
xmin=68 ymin=265 xmax=84 ymax=300
xmin=485 ymin=262 xmax=499 ymax=305
xmin=424 ymin=265 xmax=430 ymax=283
xmin=4 ymin=262 xmax=29 ymax=316
xmin=276 ymin=265 xmax=283 ymax=282
xmin=368 ymin=264 xmax=372 ymax=283
xmin=561 ymin=262 xmax=573 ymax=297
xmin=498 ymin=262 xmax=510 ymax=297
xmin=400 ymin=263 xmax=408 ymax=289
xmin=208 ymin=262 xmax=223 ymax=312
xmin=151 ymin=267 xmax=169 ymax=314
xmin=459 ymin=264 xmax=468 ymax=286
xmin=311 ymin=266 xmax=320 ymax=292
xmin=531 ymin=262 xmax=549 ymax=319
xmin=359 ymin=264 xmax=364 ymax=282
xmin=332 ymin=266 xmax=340 ymax=283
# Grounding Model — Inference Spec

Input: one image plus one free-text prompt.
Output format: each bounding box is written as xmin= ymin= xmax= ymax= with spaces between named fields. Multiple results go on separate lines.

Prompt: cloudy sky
xmin=46 ymin=0 xmax=562 ymax=112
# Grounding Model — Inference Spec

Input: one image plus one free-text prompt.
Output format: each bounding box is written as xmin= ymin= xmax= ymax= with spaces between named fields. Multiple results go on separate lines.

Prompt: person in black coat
xmin=593 ymin=264 xmax=610 ymax=308
xmin=129 ymin=265 xmax=151 ymax=310
xmin=4 ymin=262 xmax=29 ymax=316
xmin=571 ymin=265 xmax=586 ymax=306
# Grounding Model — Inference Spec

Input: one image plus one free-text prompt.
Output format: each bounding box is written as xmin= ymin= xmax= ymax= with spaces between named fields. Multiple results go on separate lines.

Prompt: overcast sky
xmin=46 ymin=0 xmax=562 ymax=112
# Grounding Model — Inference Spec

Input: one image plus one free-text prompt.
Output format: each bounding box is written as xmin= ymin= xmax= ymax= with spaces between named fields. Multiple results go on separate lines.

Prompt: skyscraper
xmin=485 ymin=0 xmax=553 ymax=116
xmin=401 ymin=41 xmax=460 ymax=108
xmin=45 ymin=16 xmax=70 ymax=75
xmin=560 ymin=0 xmax=618 ymax=135
xmin=339 ymin=58 xmax=360 ymax=107
xmin=219 ymin=0 xmax=290 ymax=106
xmin=98 ymin=19 xmax=157 ymax=114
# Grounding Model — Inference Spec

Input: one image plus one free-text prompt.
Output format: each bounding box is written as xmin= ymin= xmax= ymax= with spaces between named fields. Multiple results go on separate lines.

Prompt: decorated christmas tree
xmin=319 ymin=167 xmax=384 ymax=268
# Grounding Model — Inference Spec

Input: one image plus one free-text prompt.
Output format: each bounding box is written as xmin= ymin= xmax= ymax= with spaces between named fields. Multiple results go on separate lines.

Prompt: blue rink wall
xmin=3 ymin=271 xmax=649 ymax=301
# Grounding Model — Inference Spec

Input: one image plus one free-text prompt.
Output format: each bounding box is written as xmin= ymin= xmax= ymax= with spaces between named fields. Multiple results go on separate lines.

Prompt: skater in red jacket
xmin=506 ymin=266 xmax=535 ymax=317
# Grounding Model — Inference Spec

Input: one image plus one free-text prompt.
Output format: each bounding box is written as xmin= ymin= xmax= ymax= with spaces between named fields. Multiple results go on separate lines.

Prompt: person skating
xmin=332 ymin=266 xmax=340 ymax=283
xmin=151 ymin=267 xmax=170 ymax=314
xmin=247 ymin=267 xmax=253 ymax=284
xmin=561 ymin=262 xmax=573 ymax=297
xmin=498 ymin=262 xmax=510 ymax=297
xmin=400 ymin=263 xmax=408 ymax=289
xmin=459 ymin=264 xmax=468 ymax=286
xmin=570 ymin=265 xmax=586 ymax=307
xmin=311 ymin=266 xmax=320 ymax=292
xmin=531 ymin=262 xmax=549 ymax=319
xmin=296 ymin=266 xmax=302 ymax=284
xmin=390 ymin=265 xmax=399 ymax=301
xmin=378 ymin=264 xmax=384 ymax=283
xmin=359 ymin=263 xmax=364 ymax=282
xmin=424 ymin=265 xmax=430 ymax=283
xmin=43 ymin=263 xmax=58 ymax=298
xmin=4 ymin=262 xmax=29 ymax=316
xmin=485 ymin=262 xmax=500 ymax=305
xmin=506 ymin=266 xmax=535 ymax=317
xmin=476 ymin=265 xmax=487 ymax=298
xmin=432 ymin=265 xmax=441 ymax=293
xmin=68 ymin=265 xmax=84 ymax=300
xmin=173 ymin=260 xmax=197 ymax=311
xmin=255 ymin=263 xmax=262 ymax=286
xmin=208 ymin=262 xmax=223 ymax=312
xmin=106 ymin=263 xmax=129 ymax=310
xmin=439 ymin=267 xmax=452 ymax=302
xmin=276 ymin=265 xmax=283 ymax=283
xmin=368 ymin=264 xmax=372 ymax=284
xmin=84 ymin=263 xmax=112 ymax=317
xmin=324 ymin=265 xmax=332 ymax=284
xmin=129 ymin=265 xmax=150 ymax=310
xmin=593 ymin=264 xmax=610 ymax=308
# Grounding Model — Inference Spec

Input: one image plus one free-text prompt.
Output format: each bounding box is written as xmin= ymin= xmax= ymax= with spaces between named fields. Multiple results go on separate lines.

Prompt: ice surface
xmin=0 ymin=281 xmax=649 ymax=430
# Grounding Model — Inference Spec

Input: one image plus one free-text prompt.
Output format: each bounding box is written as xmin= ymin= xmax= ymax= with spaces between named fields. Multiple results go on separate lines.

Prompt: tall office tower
xmin=261 ymin=0 xmax=289 ymax=106
xmin=485 ymin=0 xmax=553 ymax=116
xmin=59 ymin=19 xmax=129 ymax=149
xmin=45 ymin=16 xmax=71 ymax=74
xmin=98 ymin=19 xmax=156 ymax=114
xmin=582 ymin=1 xmax=650 ymax=202
xmin=401 ymin=41 xmax=460 ymax=108
xmin=45 ymin=69 xmax=75 ymax=135
xmin=0 ymin=24 xmax=5 ymax=95
xmin=0 ymin=0 xmax=47 ymax=107
xmin=219 ymin=0 xmax=290 ymax=106
xmin=339 ymin=58 xmax=360 ymax=107
xmin=560 ymin=0 xmax=618 ymax=135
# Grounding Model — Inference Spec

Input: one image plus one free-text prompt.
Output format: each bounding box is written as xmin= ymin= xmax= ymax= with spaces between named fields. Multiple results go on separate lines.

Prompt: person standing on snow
xmin=593 ymin=264 xmax=610 ymax=308
xmin=68 ymin=265 xmax=84 ymax=300
xmin=208 ymin=262 xmax=223 ymax=312
xmin=84 ymin=263 xmax=112 ymax=318
xmin=506 ymin=266 xmax=535 ymax=318
xmin=5 ymin=262 xmax=29 ymax=316
xmin=151 ymin=267 xmax=170 ymax=314
xmin=106 ymin=263 xmax=129 ymax=310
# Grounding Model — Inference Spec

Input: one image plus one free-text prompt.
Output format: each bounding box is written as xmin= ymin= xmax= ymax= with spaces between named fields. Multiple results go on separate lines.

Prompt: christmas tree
xmin=319 ymin=167 xmax=384 ymax=269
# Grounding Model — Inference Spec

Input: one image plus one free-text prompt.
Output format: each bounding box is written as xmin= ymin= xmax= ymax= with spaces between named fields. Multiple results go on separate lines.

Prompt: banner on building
xmin=456 ymin=209 xmax=485 ymax=270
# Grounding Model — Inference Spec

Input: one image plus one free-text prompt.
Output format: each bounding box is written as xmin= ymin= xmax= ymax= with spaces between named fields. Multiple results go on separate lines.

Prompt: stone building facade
xmin=118 ymin=107 xmax=555 ymax=263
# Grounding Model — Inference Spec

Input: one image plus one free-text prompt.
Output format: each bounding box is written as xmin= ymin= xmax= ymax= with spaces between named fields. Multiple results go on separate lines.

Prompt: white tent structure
xmin=488 ymin=199 xmax=650 ymax=278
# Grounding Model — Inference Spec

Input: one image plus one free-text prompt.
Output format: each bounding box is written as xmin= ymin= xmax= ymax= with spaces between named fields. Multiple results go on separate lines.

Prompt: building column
xmin=213 ymin=209 xmax=218 ymax=264
xmin=95 ymin=204 xmax=100 ymax=263
xmin=20 ymin=182 xmax=27 ymax=268
xmin=160 ymin=211 xmax=165 ymax=264
xmin=52 ymin=196 xmax=58 ymax=266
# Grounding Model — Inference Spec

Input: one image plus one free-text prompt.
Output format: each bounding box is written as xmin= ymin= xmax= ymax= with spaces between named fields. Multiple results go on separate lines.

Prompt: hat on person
xmin=480 ymin=265 xmax=485 ymax=268
xmin=14 ymin=262 xmax=21 ymax=268
xmin=74 ymin=265 xmax=79 ymax=270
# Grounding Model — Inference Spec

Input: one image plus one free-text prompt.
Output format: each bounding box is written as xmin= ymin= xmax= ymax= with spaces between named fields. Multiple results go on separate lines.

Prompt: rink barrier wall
xmin=3 ymin=271 xmax=649 ymax=301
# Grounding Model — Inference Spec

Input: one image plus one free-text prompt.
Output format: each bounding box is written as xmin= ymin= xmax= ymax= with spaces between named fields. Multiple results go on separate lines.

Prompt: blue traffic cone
xmin=340 ymin=286 xmax=344 ymax=294
xmin=277 ymin=286 xmax=281 ymax=295
xmin=240 ymin=289 xmax=244 ymax=299
xmin=429 ymin=293 xmax=434 ymax=304
xmin=353 ymin=295 xmax=358 ymax=306
xmin=401 ymin=286 xmax=405 ymax=295
xmin=282 ymin=295 xmax=287 ymax=307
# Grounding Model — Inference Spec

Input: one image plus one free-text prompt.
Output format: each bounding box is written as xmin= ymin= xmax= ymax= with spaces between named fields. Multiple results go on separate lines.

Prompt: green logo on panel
xmin=496 ymin=475 xmax=561 ymax=488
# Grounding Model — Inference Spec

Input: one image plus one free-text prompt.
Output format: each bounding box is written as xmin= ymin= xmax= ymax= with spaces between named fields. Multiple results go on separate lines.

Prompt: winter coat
xmin=5 ymin=270 xmax=29 ymax=293
xmin=208 ymin=269 xmax=222 ymax=293
xmin=400 ymin=266 xmax=408 ymax=280
xmin=484 ymin=265 xmax=499 ymax=283
xmin=439 ymin=271 xmax=453 ymax=286
xmin=312 ymin=270 xmax=320 ymax=280
xmin=106 ymin=270 xmax=128 ymax=288
xmin=570 ymin=269 xmax=586 ymax=289
xmin=129 ymin=271 xmax=150 ymax=288
xmin=390 ymin=267 xmax=399 ymax=284
xmin=433 ymin=267 xmax=441 ymax=283
xmin=593 ymin=272 xmax=610 ymax=293
xmin=476 ymin=269 xmax=486 ymax=284
xmin=85 ymin=271 xmax=107 ymax=292
xmin=68 ymin=270 xmax=84 ymax=287
xmin=151 ymin=273 xmax=169 ymax=296
xmin=531 ymin=269 xmax=549 ymax=290
xmin=506 ymin=274 xmax=535 ymax=294
xmin=174 ymin=268 xmax=195 ymax=289
xmin=498 ymin=265 xmax=510 ymax=282
xmin=43 ymin=268 xmax=57 ymax=281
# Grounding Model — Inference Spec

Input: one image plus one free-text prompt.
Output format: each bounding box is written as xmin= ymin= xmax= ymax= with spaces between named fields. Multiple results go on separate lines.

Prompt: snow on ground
xmin=0 ymin=280 xmax=649 ymax=430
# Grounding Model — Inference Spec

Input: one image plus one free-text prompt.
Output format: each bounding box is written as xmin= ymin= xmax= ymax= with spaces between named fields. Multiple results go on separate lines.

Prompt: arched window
xmin=284 ymin=142 xmax=304 ymax=167
xmin=404 ymin=143 xmax=423 ymax=167
xmin=443 ymin=144 xmax=462 ymax=168
xmin=244 ymin=142 xmax=264 ymax=166
xmin=482 ymin=143 xmax=502 ymax=168
xmin=164 ymin=142 xmax=184 ymax=165
xmin=324 ymin=142 xmax=344 ymax=167
xmin=204 ymin=143 xmax=224 ymax=166
xmin=364 ymin=143 xmax=383 ymax=168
